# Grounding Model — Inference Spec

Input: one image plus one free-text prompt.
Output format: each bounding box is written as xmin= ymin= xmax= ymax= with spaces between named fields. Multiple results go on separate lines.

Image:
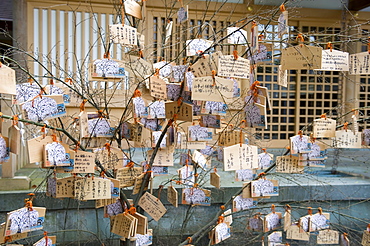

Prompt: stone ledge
xmin=0 ymin=176 xmax=31 ymax=191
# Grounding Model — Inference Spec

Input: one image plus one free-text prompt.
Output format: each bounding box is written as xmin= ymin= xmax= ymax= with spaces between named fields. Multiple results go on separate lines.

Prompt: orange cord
xmin=44 ymin=231 xmax=48 ymax=246
xmin=280 ymin=3 xmax=286 ymax=12
xmin=41 ymin=125 xmax=46 ymax=139
xmin=343 ymin=122 xmax=348 ymax=132
xmin=74 ymin=142 xmax=80 ymax=152
xmin=298 ymin=130 xmax=303 ymax=139
xmin=129 ymin=206 xmax=136 ymax=215
xmin=154 ymin=68 xmax=160 ymax=77
xmin=80 ymin=99 xmax=87 ymax=112
xmin=133 ymin=89 xmax=142 ymax=98
xmin=326 ymin=42 xmax=333 ymax=52
xmin=271 ymin=204 xmax=276 ymax=213
xmin=65 ymin=78 xmax=73 ymax=85
xmin=217 ymin=216 xmax=224 ymax=224
xmin=233 ymin=49 xmax=238 ymax=60
xmin=211 ymin=70 xmax=216 ymax=86
xmin=296 ymin=33 xmax=304 ymax=46
xmin=100 ymin=170 xmax=106 ymax=177
xmin=104 ymin=143 xmax=111 ymax=156
xmin=240 ymin=119 xmax=246 ymax=128
xmin=126 ymin=161 xmax=135 ymax=168
xmin=12 ymin=115 xmax=19 ymax=126
xmin=240 ymin=130 xmax=243 ymax=147
xmin=98 ymin=110 xmax=104 ymax=118
xmin=307 ymin=207 xmax=313 ymax=216
xmin=26 ymin=200 xmax=33 ymax=211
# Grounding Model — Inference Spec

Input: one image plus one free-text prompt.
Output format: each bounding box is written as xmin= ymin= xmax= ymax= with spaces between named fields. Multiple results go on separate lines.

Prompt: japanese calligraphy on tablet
xmin=116 ymin=167 xmax=142 ymax=188
xmin=281 ymin=45 xmax=322 ymax=70
xmin=276 ymin=155 xmax=304 ymax=174
xmin=318 ymin=49 xmax=349 ymax=71
xmin=349 ymin=52 xmax=370 ymax=75
xmin=74 ymin=177 xmax=111 ymax=200
xmin=109 ymin=24 xmax=137 ymax=46
xmin=335 ymin=130 xmax=361 ymax=148
xmin=313 ymin=118 xmax=336 ymax=138
xmin=218 ymin=55 xmax=250 ymax=79
xmin=191 ymin=51 xmax=221 ymax=77
xmin=286 ymin=224 xmax=309 ymax=241
xmin=223 ymin=144 xmax=258 ymax=171
xmin=167 ymin=185 xmax=178 ymax=207
xmin=138 ymin=192 xmax=167 ymax=221
xmin=150 ymin=76 xmax=167 ymax=100
xmin=124 ymin=0 xmax=142 ymax=19
xmin=192 ymin=76 xmax=234 ymax=102
xmin=317 ymin=229 xmax=339 ymax=244
xmin=147 ymin=147 xmax=174 ymax=166
xmin=277 ymin=65 xmax=288 ymax=87
xmin=165 ymin=101 xmax=193 ymax=122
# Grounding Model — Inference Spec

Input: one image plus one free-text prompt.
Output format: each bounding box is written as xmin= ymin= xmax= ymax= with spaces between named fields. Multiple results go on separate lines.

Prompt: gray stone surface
xmin=0 ymin=149 xmax=370 ymax=245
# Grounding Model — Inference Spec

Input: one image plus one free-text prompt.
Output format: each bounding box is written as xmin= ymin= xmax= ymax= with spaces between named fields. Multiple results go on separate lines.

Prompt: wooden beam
xmin=348 ymin=0 xmax=370 ymax=11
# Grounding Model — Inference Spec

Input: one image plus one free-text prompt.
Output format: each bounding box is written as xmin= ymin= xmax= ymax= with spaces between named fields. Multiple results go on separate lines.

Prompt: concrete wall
xmin=1 ymin=180 xmax=369 ymax=245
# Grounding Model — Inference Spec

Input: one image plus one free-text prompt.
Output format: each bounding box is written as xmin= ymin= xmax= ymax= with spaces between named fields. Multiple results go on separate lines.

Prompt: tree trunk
xmin=120 ymin=238 xmax=136 ymax=246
